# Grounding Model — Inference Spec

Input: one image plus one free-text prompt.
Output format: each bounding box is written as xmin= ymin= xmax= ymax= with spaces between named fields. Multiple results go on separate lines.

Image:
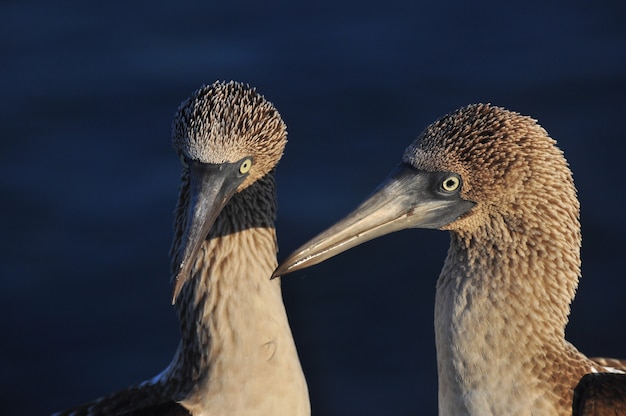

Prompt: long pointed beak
xmin=172 ymin=161 xmax=243 ymax=304
xmin=272 ymin=164 xmax=475 ymax=278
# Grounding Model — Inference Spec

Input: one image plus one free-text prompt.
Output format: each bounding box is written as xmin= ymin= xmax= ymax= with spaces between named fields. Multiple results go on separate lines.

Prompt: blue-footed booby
xmin=54 ymin=81 xmax=310 ymax=416
xmin=274 ymin=104 xmax=625 ymax=415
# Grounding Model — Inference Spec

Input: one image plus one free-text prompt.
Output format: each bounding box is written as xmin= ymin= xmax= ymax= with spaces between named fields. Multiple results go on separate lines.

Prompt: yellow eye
xmin=180 ymin=155 xmax=189 ymax=168
xmin=442 ymin=176 xmax=460 ymax=192
xmin=239 ymin=158 xmax=252 ymax=174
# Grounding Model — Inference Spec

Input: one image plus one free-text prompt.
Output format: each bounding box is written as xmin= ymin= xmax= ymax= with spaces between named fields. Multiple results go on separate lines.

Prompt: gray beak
xmin=172 ymin=160 xmax=245 ymax=303
xmin=272 ymin=164 xmax=475 ymax=278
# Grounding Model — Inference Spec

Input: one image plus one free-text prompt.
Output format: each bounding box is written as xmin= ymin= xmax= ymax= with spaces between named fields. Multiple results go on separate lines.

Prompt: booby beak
xmin=272 ymin=164 xmax=475 ymax=278
xmin=172 ymin=160 xmax=246 ymax=304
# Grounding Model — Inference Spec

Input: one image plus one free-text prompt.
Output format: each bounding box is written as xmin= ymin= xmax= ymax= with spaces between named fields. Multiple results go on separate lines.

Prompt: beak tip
xmin=271 ymin=254 xmax=310 ymax=280
xmin=272 ymin=262 xmax=295 ymax=279
xmin=171 ymin=273 xmax=185 ymax=305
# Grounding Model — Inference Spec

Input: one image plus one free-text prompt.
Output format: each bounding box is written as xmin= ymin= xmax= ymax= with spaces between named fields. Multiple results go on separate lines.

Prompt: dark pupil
xmin=445 ymin=179 xmax=455 ymax=188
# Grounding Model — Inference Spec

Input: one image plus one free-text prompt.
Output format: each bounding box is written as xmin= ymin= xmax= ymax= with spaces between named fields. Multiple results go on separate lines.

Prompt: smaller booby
xmin=54 ymin=81 xmax=310 ymax=416
xmin=274 ymin=104 xmax=626 ymax=415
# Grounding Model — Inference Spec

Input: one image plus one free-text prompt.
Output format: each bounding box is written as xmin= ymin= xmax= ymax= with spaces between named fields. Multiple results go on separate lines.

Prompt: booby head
xmin=273 ymin=103 xmax=579 ymax=279
xmin=171 ymin=81 xmax=286 ymax=303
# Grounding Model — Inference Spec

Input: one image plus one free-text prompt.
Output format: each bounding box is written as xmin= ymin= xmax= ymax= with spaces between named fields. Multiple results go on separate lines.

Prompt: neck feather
xmin=435 ymin=205 xmax=586 ymax=415
xmin=165 ymin=173 xmax=309 ymax=414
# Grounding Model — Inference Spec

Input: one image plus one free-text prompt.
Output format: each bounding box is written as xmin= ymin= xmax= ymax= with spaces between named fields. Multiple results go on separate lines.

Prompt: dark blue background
xmin=2 ymin=1 xmax=625 ymax=414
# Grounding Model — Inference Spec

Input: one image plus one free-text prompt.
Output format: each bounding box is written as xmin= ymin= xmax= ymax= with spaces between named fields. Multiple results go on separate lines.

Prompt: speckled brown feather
xmin=171 ymin=81 xmax=286 ymax=191
xmin=53 ymin=81 xmax=308 ymax=416
xmin=401 ymin=104 xmax=624 ymax=415
xmin=590 ymin=358 xmax=626 ymax=372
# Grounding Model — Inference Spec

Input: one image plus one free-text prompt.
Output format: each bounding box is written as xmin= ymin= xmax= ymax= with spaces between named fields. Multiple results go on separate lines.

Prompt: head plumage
xmin=172 ymin=81 xmax=287 ymax=188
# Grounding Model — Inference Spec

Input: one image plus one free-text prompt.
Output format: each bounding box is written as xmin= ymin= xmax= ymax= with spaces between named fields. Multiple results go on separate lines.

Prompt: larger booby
xmin=54 ymin=81 xmax=310 ymax=415
xmin=273 ymin=104 xmax=625 ymax=415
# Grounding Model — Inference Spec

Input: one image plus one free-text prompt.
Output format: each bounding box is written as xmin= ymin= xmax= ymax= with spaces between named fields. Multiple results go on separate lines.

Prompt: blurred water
xmin=1 ymin=1 xmax=625 ymax=414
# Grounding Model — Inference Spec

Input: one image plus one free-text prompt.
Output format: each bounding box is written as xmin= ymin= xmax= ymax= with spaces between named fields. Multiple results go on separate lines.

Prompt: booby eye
xmin=239 ymin=158 xmax=252 ymax=174
xmin=179 ymin=155 xmax=189 ymax=168
xmin=442 ymin=176 xmax=460 ymax=192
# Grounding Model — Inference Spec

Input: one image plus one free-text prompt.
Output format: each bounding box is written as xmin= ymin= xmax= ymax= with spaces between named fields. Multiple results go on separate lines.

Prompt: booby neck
xmin=435 ymin=220 xmax=586 ymax=415
xmin=430 ymin=124 xmax=588 ymax=414
xmin=165 ymin=173 xmax=309 ymax=415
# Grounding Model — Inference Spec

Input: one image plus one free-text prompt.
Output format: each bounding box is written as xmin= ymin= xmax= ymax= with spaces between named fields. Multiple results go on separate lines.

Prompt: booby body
xmin=274 ymin=104 xmax=625 ymax=415
xmin=54 ymin=81 xmax=309 ymax=416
